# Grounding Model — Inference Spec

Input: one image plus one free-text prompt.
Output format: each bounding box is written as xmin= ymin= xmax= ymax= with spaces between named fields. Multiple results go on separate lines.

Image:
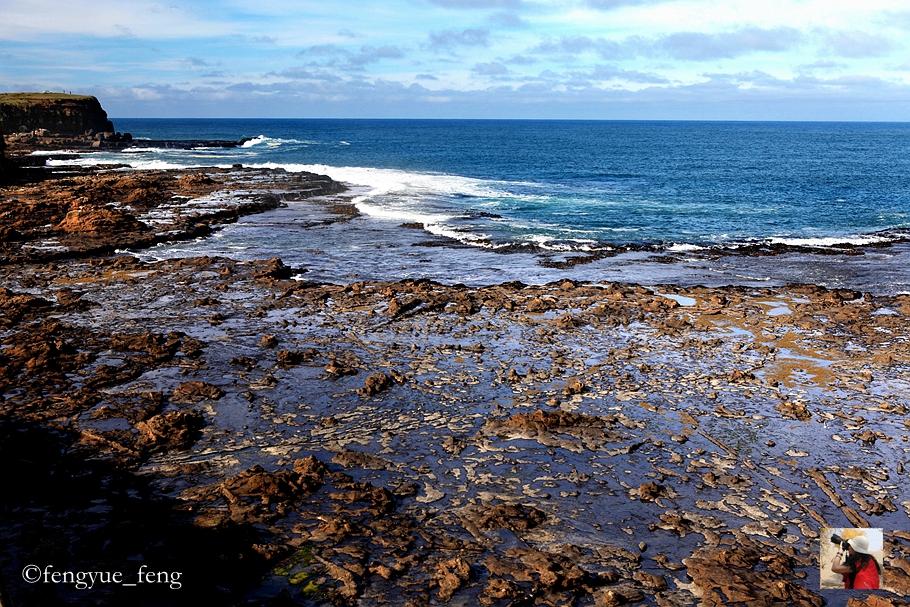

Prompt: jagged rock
xmin=526 ymin=297 xmax=550 ymax=312
xmin=466 ymin=502 xmax=547 ymax=531
xmin=135 ymin=410 xmax=204 ymax=451
xmin=0 ymin=288 xmax=51 ymax=328
xmin=171 ymin=381 xmax=224 ymax=403
xmin=482 ymin=409 xmax=633 ymax=452
xmin=777 ymin=400 xmax=811 ymax=421
xmin=433 ymin=557 xmax=471 ymax=601
xmin=252 ymin=257 xmax=293 ymax=280
xmin=683 ymin=543 xmax=823 ymax=607
xmin=0 ymin=122 xmax=6 ymax=181
xmin=275 ymin=348 xmax=317 ymax=368
xmin=331 ymin=449 xmax=392 ymax=471
xmin=325 ymin=357 xmax=358 ymax=377
xmin=358 ymin=372 xmax=392 ymax=397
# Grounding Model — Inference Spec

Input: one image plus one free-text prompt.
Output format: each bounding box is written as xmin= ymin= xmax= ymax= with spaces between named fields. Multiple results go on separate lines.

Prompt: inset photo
xmin=821 ymin=528 xmax=884 ymax=590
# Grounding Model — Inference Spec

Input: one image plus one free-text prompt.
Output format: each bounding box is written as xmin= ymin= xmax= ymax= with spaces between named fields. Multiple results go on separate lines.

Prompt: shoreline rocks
xmin=2 ymin=154 xmax=910 ymax=605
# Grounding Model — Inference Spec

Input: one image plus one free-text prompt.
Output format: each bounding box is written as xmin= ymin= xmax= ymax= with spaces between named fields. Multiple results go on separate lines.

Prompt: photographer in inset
xmin=830 ymin=532 xmax=881 ymax=590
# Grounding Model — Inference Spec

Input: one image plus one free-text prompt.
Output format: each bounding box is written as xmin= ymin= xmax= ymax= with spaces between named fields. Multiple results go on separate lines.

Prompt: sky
xmin=1 ymin=0 xmax=909 ymax=120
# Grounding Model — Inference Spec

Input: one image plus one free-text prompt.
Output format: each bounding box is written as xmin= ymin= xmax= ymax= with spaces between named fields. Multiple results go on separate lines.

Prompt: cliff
xmin=0 ymin=123 xmax=5 ymax=181
xmin=0 ymin=93 xmax=114 ymax=135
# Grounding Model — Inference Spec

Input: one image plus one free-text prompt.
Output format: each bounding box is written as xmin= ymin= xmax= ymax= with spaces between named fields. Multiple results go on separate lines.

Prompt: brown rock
xmin=480 ymin=578 xmax=518 ymax=605
xmin=358 ymin=372 xmax=392 ymax=397
xmin=275 ymin=348 xmax=317 ymax=367
xmin=632 ymin=570 xmax=667 ymax=591
xmin=57 ymin=207 xmax=144 ymax=234
xmin=171 ymin=381 xmax=224 ymax=403
xmin=135 ymin=409 xmax=204 ymax=451
xmin=433 ymin=557 xmax=471 ymax=601
xmin=177 ymin=172 xmax=215 ymax=188
xmin=252 ymin=257 xmax=293 ymax=280
xmin=325 ymin=357 xmax=358 ymax=377
xmin=777 ymin=400 xmax=811 ymax=421
xmin=563 ymin=376 xmax=587 ymax=395
xmin=259 ymin=334 xmax=278 ymax=348
xmin=469 ymin=502 xmax=547 ymax=532
xmin=631 ymin=481 xmax=667 ymax=502
xmin=526 ymin=297 xmax=549 ymax=312
xmin=683 ymin=542 xmax=823 ymax=607
xmin=331 ymin=449 xmax=392 ymax=470
xmin=729 ymin=369 xmax=755 ymax=382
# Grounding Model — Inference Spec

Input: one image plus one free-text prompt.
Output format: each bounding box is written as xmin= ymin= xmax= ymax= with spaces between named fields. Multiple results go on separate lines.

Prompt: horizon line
xmin=110 ymin=116 xmax=910 ymax=124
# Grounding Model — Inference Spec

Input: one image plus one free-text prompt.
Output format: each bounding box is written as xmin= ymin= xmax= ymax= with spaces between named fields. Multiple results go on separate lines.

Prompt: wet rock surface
xmin=1 ymin=164 xmax=910 ymax=605
xmin=0 ymin=166 xmax=344 ymax=263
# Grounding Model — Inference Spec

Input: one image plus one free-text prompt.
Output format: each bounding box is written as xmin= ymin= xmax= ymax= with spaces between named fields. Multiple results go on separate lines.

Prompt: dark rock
xmin=253 ymin=257 xmax=293 ymax=280
xmin=0 ymin=92 xmax=114 ymax=135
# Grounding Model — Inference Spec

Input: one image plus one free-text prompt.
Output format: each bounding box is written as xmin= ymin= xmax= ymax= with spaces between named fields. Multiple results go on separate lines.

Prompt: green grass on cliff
xmin=0 ymin=92 xmax=96 ymax=106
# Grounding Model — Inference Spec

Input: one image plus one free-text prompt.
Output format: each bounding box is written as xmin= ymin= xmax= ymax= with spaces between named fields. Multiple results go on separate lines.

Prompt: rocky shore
xmin=2 ymin=153 xmax=910 ymax=607
xmin=1 ymin=92 xmax=253 ymax=154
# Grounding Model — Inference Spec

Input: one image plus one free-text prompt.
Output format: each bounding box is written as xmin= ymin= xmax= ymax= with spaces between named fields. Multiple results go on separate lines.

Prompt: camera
xmin=830 ymin=533 xmax=849 ymax=551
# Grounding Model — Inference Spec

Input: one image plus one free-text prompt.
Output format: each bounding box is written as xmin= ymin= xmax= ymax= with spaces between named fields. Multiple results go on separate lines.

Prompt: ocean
xmin=46 ymin=119 xmax=910 ymax=292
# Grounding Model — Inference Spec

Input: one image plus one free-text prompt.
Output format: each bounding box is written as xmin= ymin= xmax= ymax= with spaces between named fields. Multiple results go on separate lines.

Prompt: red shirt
xmin=843 ymin=557 xmax=880 ymax=589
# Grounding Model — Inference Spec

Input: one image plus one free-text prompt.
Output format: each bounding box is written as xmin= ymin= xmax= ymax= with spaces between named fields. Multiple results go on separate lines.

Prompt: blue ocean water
xmin=73 ymin=119 xmax=910 ymax=253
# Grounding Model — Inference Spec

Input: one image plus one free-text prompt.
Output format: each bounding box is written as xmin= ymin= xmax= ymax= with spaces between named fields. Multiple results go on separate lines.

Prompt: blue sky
xmin=2 ymin=0 xmax=909 ymax=119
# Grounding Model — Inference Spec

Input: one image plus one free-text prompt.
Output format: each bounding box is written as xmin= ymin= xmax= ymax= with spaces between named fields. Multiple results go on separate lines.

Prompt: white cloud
xmin=0 ymin=0 xmax=235 ymax=40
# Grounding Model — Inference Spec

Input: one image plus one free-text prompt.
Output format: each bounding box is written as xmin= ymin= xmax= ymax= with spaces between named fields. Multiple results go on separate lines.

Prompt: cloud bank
xmin=1 ymin=0 xmax=907 ymax=119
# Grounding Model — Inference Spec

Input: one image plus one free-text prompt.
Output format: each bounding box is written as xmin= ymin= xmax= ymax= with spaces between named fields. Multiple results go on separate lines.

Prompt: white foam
xmin=122 ymin=147 xmax=168 ymax=153
xmin=236 ymin=162 xmax=548 ymax=246
xmin=241 ymin=135 xmax=270 ymax=148
xmin=423 ymin=223 xmax=497 ymax=247
xmin=667 ymin=243 xmax=707 ymax=252
xmin=240 ymin=135 xmax=302 ymax=148
xmin=352 ymin=199 xmax=453 ymax=225
xmin=249 ymin=163 xmax=525 ymax=200
xmin=523 ymin=234 xmax=608 ymax=252
xmin=47 ymin=156 xmax=192 ymax=170
xmin=768 ymin=235 xmax=894 ymax=247
xmin=29 ymin=150 xmax=81 ymax=156
xmin=121 ymin=159 xmax=189 ymax=170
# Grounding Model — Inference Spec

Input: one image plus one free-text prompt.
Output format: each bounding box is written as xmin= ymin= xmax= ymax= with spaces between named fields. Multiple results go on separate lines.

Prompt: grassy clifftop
xmin=0 ymin=92 xmax=97 ymax=106
xmin=0 ymin=92 xmax=114 ymax=135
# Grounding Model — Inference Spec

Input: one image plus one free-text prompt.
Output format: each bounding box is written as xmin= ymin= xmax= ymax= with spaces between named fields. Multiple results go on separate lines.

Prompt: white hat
xmin=848 ymin=536 xmax=872 ymax=555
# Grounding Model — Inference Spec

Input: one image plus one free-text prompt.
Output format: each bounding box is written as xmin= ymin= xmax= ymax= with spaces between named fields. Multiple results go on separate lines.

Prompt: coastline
xmin=2 ymin=152 xmax=910 ymax=605
xmin=19 ymin=144 xmax=910 ymax=295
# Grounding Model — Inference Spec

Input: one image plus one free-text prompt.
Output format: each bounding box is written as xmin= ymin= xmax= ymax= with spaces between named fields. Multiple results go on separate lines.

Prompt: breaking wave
xmin=41 ymin=149 xmax=910 ymax=255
